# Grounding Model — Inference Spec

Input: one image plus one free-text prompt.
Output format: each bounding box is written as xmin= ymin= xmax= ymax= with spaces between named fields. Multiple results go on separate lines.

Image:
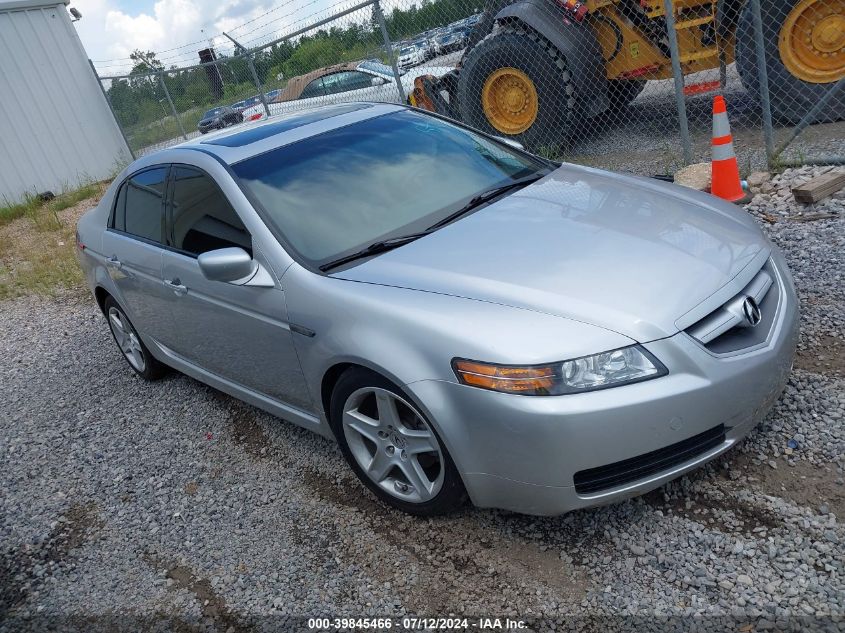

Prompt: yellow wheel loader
xmin=411 ymin=0 xmax=845 ymax=150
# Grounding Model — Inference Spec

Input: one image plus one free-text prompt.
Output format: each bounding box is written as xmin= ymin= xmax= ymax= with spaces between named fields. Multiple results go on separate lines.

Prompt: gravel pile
xmin=1 ymin=166 xmax=843 ymax=632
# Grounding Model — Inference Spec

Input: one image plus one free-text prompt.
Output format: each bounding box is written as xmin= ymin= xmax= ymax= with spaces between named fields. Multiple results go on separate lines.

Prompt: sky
xmin=72 ymin=0 xmax=344 ymax=76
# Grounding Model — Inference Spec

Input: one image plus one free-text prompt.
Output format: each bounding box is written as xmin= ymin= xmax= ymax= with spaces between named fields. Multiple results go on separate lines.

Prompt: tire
xmin=606 ymin=79 xmax=646 ymax=111
xmin=104 ymin=296 xmax=167 ymax=381
xmin=736 ymin=0 xmax=845 ymax=124
xmin=329 ymin=368 xmax=466 ymax=516
xmin=457 ymin=27 xmax=574 ymax=152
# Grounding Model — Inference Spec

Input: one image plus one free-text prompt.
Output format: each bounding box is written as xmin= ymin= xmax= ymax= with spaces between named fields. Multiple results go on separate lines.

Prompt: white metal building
xmin=0 ymin=0 xmax=131 ymax=204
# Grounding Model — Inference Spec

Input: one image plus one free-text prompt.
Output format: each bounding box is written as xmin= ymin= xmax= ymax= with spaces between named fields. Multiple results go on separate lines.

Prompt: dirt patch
xmin=301 ymin=466 xmax=392 ymax=525
xmin=643 ymin=487 xmax=781 ymax=534
xmin=144 ymin=555 xmax=248 ymax=632
xmin=795 ymin=334 xmax=845 ymax=376
xmin=209 ymin=390 xmax=273 ymax=459
xmin=746 ymin=459 xmax=845 ymax=518
xmin=0 ymin=501 xmax=102 ymax=618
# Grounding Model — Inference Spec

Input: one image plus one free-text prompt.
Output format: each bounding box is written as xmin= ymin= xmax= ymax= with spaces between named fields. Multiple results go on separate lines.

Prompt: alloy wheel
xmin=107 ymin=306 xmax=146 ymax=372
xmin=342 ymin=387 xmax=444 ymax=503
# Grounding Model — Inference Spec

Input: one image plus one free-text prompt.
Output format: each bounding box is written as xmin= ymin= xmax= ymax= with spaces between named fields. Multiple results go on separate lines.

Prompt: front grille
xmin=685 ymin=259 xmax=780 ymax=354
xmin=573 ymin=424 xmax=726 ymax=495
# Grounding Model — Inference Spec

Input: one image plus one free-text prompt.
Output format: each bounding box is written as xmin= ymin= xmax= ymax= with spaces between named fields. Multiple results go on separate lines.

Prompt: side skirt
xmin=147 ymin=339 xmax=331 ymax=439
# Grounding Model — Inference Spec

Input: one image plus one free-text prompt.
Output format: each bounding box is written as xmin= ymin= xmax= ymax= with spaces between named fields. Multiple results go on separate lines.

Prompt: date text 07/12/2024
xmin=307 ymin=617 xmax=528 ymax=630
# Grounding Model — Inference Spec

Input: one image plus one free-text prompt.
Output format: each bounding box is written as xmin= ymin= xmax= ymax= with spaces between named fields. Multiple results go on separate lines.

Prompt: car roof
xmin=135 ymin=102 xmax=405 ymax=168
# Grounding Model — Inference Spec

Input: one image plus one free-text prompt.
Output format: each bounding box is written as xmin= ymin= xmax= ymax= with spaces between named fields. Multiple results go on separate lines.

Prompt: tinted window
xmin=233 ymin=110 xmax=547 ymax=265
xmin=321 ymin=71 xmax=372 ymax=95
xmin=169 ymin=167 xmax=251 ymax=256
xmin=300 ymin=78 xmax=325 ymax=99
xmin=112 ymin=167 xmax=167 ymax=242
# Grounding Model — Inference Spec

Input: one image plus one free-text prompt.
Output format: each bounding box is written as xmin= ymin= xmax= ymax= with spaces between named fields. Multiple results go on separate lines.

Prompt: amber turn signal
xmin=452 ymin=359 xmax=556 ymax=394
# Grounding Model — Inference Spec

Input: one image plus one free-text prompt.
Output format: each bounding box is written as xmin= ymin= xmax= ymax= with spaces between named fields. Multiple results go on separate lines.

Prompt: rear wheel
xmin=457 ymin=27 xmax=574 ymax=151
xmin=330 ymin=368 xmax=466 ymax=516
xmin=736 ymin=0 xmax=845 ymax=123
xmin=104 ymin=296 xmax=167 ymax=381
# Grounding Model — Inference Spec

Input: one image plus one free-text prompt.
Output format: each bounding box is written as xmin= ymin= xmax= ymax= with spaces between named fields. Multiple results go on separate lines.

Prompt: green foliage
xmin=0 ymin=181 xmax=102 ymax=228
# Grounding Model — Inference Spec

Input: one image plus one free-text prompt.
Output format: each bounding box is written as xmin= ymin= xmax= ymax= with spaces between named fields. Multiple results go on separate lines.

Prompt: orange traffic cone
xmin=710 ymin=95 xmax=748 ymax=203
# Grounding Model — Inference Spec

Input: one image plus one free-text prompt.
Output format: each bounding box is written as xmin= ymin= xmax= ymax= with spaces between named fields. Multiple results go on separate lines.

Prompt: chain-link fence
xmin=94 ymin=0 xmax=845 ymax=176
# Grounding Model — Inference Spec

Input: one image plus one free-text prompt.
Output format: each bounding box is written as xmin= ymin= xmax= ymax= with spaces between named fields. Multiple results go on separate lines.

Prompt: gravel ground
xmin=1 ymin=167 xmax=843 ymax=632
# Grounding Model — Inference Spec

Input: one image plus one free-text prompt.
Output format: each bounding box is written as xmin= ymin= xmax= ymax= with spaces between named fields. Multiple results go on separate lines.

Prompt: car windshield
xmin=203 ymin=108 xmax=223 ymax=117
xmin=400 ymin=47 xmax=414 ymax=55
xmin=233 ymin=110 xmax=548 ymax=267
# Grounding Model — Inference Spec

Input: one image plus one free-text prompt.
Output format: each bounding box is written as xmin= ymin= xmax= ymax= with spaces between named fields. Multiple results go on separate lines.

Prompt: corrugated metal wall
xmin=0 ymin=1 xmax=131 ymax=204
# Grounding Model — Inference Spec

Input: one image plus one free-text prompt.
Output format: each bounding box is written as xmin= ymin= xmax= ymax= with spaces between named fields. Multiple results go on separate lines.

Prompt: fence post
xmin=247 ymin=57 xmax=272 ymax=118
xmin=749 ymin=0 xmax=775 ymax=163
xmin=373 ymin=0 xmax=405 ymax=103
xmin=773 ymin=77 xmax=845 ymax=159
xmin=89 ymin=60 xmax=136 ymax=160
xmin=662 ymin=0 xmax=692 ymax=165
xmin=158 ymin=71 xmax=187 ymax=140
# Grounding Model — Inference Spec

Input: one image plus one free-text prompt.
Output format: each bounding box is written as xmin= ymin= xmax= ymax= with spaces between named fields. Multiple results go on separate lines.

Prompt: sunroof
xmin=201 ymin=104 xmax=372 ymax=148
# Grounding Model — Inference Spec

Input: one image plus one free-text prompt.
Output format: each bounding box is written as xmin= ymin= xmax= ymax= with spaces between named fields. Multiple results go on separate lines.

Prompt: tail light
xmin=249 ymin=112 xmax=264 ymax=121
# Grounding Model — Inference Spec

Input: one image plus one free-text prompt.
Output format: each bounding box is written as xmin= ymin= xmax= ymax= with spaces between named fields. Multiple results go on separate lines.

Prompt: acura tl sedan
xmin=76 ymin=103 xmax=798 ymax=516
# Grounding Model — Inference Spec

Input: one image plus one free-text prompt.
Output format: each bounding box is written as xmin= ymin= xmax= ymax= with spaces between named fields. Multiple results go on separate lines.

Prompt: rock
xmin=737 ymin=575 xmax=754 ymax=586
xmin=675 ymin=162 xmax=711 ymax=192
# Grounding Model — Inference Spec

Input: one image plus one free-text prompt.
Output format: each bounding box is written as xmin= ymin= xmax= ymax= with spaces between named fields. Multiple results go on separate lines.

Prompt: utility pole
xmin=222 ymin=32 xmax=271 ymax=118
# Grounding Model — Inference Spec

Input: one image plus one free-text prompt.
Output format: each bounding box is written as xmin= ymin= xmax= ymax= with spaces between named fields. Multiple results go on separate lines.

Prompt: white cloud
xmin=73 ymin=0 xmax=332 ymax=76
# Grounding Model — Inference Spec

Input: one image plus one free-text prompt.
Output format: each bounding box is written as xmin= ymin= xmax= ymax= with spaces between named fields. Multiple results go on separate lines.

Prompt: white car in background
xmin=398 ymin=45 xmax=426 ymax=69
xmin=241 ymin=60 xmax=453 ymax=122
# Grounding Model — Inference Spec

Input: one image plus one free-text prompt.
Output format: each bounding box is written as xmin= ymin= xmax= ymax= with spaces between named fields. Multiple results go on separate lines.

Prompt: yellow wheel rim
xmin=481 ymin=67 xmax=539 ymax=135
xmin=779 ymin=0 xmax=845 ymax=84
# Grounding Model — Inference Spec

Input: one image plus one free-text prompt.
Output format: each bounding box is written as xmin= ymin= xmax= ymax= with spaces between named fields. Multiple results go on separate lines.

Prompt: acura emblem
xmin=742 ymin=296 xmax=762 ymax=327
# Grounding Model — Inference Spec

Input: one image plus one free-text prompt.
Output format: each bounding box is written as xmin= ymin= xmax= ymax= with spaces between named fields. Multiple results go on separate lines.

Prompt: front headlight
xmin=452 ymin=345 xmax=667 ymax=396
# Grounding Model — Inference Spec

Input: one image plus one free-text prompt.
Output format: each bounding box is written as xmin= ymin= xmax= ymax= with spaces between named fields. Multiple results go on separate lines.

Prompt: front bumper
xmin=408 ymin=259 xmax=799 ymax=516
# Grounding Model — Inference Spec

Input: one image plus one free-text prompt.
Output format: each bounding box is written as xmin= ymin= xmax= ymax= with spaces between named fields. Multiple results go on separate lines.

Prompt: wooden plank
xmin=792 ymin=170 xmax=845 ymax=204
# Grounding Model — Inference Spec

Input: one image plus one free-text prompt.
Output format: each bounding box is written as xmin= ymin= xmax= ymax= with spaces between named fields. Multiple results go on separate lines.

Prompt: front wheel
xmin=736 ymin=0 xmax=845 ymax=123
xmin=330 ymin=368 xmax=466 ymax=516
xmin=457 ymin=27 xmax=574 ymax=152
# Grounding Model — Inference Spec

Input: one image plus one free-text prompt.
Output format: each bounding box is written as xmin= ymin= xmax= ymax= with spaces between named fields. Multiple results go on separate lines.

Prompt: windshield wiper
xmin=319 ymin=173 xmax=546 ymax=272
xmin=319 ymin=231 xmax=431 ymax=272
xmin=427 ymin=173 xmax=546 ymax=231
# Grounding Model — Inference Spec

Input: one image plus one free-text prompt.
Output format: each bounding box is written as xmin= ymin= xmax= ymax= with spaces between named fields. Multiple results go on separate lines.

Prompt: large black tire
xmin=330 ymin=368 xmax=467 ymax=516
xmin=457 ymin=27 xmax=574 ymax=152
xmin=736 ymin=0 xmax=845 ymax=124
xmin=103 ymin=296 xmax=168 ymax=381
xmin=606 ymin=79 xmax=647 ymax=111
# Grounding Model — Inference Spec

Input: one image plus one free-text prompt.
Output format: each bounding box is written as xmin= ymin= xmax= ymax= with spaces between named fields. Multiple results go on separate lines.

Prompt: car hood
xmin=333 ymin=164 xmax=769 ymax=342
xmin=199 ymin=117 xmax=219 ymax=125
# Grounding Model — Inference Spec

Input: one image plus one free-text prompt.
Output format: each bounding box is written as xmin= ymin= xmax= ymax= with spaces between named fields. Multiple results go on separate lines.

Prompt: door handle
xmin=105 ymin=256 xmax=121 ymax=269
xmin=164 ymin=278 xmax=188 ymax=296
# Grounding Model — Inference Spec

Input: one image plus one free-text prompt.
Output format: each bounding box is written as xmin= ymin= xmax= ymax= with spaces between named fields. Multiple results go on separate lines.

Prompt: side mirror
xmin=495 ymin=136 xmax=525 ymax=151
xmin=198 ymin=247 xmax=257 ymax=283
xmin=371 ymin=76 xmax=386 ymax=86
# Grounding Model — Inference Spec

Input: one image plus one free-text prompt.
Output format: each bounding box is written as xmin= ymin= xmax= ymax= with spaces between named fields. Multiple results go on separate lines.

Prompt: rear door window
xmin=168 ymin=166 xmax=252 ymax=256
xmin=111 ymin=167 xmax=168 ymax=243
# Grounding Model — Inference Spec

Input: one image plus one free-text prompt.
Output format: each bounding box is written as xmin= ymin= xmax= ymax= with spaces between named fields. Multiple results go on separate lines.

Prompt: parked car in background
xmin=197 ymin=106 xmax=243 ymax=134
xmin=265 ymin=89 xmax=282 ymax=101
xmin=398 ymin=44 xmax=426 ymax=69
xmin=77 ymin=103 xmax=798 ymax=517
xmin=240 ymin=60 xmax=455 ymax=121
xmin=435 ymin=28 xmax=467 ymax=55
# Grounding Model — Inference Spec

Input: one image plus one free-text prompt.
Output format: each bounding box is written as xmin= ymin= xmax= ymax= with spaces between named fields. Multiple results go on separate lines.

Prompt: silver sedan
xmin=76 ymin=103 xmax=798 ymax=516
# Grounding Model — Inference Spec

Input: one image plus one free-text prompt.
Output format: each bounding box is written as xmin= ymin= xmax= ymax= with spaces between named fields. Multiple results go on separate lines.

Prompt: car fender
xmin=280 ymin=263 xmax=633 ymax=427
xmin=494 ymin=0 xmax=609 ymax=117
